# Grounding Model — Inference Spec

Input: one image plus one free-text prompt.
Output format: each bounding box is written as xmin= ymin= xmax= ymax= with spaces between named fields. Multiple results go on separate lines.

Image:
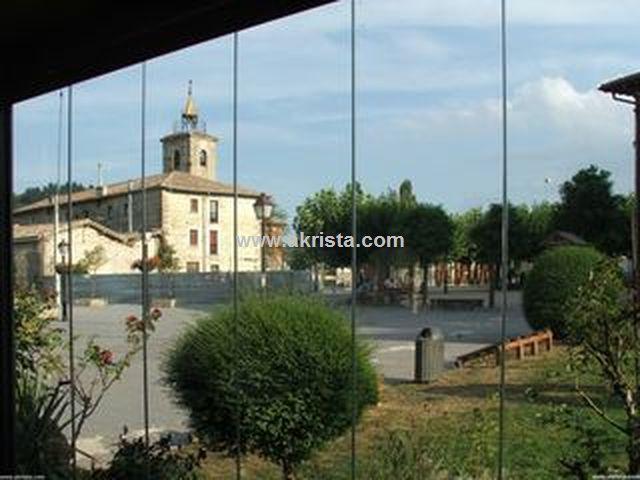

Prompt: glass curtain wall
xmin=16 ymin=0 xmax=640 ymax=478
xmin=234 ymin=3 xmax=356 ymax=477
xmin=504 ymin=2 xmax=640 ymax=478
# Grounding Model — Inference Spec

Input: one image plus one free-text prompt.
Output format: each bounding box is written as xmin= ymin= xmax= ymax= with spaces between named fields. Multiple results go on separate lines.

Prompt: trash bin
xmin=414 ymin=326 xmax=444 ymax=383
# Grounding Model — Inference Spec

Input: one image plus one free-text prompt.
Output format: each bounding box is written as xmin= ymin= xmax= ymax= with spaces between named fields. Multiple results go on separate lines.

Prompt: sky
xmin=13 ymin=0 xmax=640 ymax=221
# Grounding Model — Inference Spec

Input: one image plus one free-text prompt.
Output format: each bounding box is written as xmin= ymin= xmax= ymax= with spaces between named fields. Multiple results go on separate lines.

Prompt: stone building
xmin=14 ymin=86 xmax=283 ymax=277
xmin=13 ymin=219 xmax=148 ymax=287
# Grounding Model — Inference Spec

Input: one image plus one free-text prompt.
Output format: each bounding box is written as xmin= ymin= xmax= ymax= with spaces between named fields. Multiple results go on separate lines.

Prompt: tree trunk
xmin=629 ymin=414 xmax=640 ymax=474
xmin=443 ymin=262 xmax=449 ymax=294
xmin=489 ymin=264 xmax=497 ymax=309
xmin=422 ymin=263 xmax=429 ymax=311
xmin=282 ymin=461 xmax=295 ymax=480
xmin=410 ymin=262 xmax=418 ymax=314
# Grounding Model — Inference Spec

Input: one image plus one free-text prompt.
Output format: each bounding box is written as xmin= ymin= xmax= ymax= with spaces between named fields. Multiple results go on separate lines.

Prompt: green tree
xmin=555 ymin=165 xmax=630 ymax=256
xmin=14 ymin=182 xmax=87 ymax=208
xmin=293 ymin=183 xmax=369 ymax=268
xmin=401 ymin=203 xmax=454 ymax=307
xmin=451 ymin=208 xmax=483 ymax=262
xmin=77 ymin=245 xmax=107 ymax=298
xmin=398 ymin=179 xmax=417 ymax=208
xmin=522 ymin=202 xmax=557 ymax=259
xmin=164 ymin=295 xmax=378 ymax=479
xmin=565 ymin=258 xmax=640 ymax=474
xmin=470 ymin=204 xmax=528 ymax=307
xmin=157 ymin=236 xmax=180 ymax=273
xmin=156 ymin=235 xmax=180 ymax=299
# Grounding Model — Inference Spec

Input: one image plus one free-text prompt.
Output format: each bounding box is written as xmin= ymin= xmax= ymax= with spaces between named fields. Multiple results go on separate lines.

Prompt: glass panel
xmin=505 ymin=2 xmax=640 ymax=478
xmin=236 ymin=3 xmax=358 ymax=477
xmin=355 ymin=1 xmax=503 ymax=477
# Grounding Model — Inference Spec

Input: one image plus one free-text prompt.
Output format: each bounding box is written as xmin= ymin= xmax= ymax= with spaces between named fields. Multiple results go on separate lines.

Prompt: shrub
xmin=92 ymin=436 xmax=205 ymax=480
xmin=16 ymin=377 xmax=71 ymax=479
xmin=523 ymin=246 xmax=607 ymax=337
xmin=164 ymin=294 xmax=378 ymax=479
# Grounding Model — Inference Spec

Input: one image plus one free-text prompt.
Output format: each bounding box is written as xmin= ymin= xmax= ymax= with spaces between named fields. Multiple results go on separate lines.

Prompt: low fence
xmin=42 ymin=270 xmax=313 ymax=306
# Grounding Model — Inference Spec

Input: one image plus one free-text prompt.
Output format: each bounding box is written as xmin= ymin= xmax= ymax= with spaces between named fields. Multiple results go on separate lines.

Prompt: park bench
xmin=455 ymin=329 xmax=553 ymax=368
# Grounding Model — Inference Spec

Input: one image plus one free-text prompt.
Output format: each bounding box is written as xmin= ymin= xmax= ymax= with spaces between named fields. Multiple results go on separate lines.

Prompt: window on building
xmin=124 ymin=203 xmax=128 ymax=214
xmin=210 ymin=264 xmax=220 ymax=272
xmin=209 ymin=230 xmax=218 ymax=255
xmin=209 ymin=200 xmax=219 ymax=223
xmin=186 ymin=262 xmax=200 ymax=273
xmin=83 ymin=210 xmax=89 ymax=218
xmin=199 ymin=149 xmax=207 ymax=167
xmin=189 ymin=229 xmax=198 ymax=246
xmin=107 ymin=205 xmax=113 ymax=219
xmin=173 ymin=150 xmax=181 ymax=169
xmin=190 ymin=198 xmax=199 ymax=213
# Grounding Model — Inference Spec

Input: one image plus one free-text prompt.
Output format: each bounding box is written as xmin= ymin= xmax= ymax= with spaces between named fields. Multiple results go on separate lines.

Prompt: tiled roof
xmin=14 ymin=218 xmax=140 ymax=244
xmin=14 ymin=171 xmax=261 ymax=214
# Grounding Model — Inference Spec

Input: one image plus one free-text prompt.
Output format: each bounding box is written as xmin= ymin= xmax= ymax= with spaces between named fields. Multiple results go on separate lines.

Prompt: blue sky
xmin=13 ymin=0 xmax=640 ymax=220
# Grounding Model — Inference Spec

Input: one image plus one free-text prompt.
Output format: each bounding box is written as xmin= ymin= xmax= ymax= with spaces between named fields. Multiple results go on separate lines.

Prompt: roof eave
xmin=599 ymin=72 xmax=640 ymax=96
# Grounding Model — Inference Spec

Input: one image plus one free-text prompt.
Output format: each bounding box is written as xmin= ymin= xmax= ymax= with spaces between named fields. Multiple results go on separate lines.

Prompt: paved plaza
xmin=64 ymin=292 xmax=531 ymax=463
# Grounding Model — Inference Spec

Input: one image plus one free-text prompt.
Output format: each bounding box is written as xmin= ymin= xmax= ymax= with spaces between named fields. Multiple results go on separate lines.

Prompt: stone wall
xmin=13 ymin=189 xmax=163 ymax=233
xmin=161 ymin=131 xmax=218 ymax=180
xmin=161 ymin=190 xmax=261 ymax=273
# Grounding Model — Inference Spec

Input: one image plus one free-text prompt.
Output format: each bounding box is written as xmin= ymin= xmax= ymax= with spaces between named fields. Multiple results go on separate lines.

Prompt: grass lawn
xmin=196 ymin=347 xmax=628 ymax=479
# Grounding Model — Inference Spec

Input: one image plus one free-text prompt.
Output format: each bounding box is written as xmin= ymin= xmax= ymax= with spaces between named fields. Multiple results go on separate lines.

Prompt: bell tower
xmin=161 ymin=81 xmax=218 ymax=180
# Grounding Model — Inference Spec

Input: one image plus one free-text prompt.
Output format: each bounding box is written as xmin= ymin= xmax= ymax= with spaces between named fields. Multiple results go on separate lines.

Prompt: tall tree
xmin=401 ymin=203 xmax=454 ymax=307
xmin=522 ymin=202 xmax=557 ymax=260
xmin=555 ymin=165 xmax=630 ymax=256
xmin=293 ymin=183 xmax=369 ymax=268
xmin=470 ymin=203 xmax=528 ymax=307
xmin=451 ymin=208 xmax=483 ymax=262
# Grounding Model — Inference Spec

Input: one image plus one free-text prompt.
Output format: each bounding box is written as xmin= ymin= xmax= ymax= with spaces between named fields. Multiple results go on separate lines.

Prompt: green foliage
xmin=16 ymin=377 xmax=71 ymax=479
xmin=164 ymin=294 xmax=378 ymax=477
xmin=563 ymin=258 xmax=640 ymax=475
xmin=78 ymin=245 xmax=108 ymax=274
xmin=523 ymin=246 xmax=607 ymax=337
xmin=451 ymin=208 xmax=482 ymax=261
xmin=14 ymin=289 xmax=64 ymax=378
xmin=470 ymin=203 xmax=530 ymax=266
xmin=354 ymin=428 xmax=445 ymax=479
xmin=11 ymin=289 xmax=161 ymax=476
xmin=93 ymin=437 xmax=205 ymax=480
xmin=564 ymin=257 xmax=628 ymax=346
xmin=555 ymin=165 xmax=630 ymax=256
xmin=398 ymin=179 xmax=417 ymax=208
xmin=401 ymin=203 xmax=453 ymax=267
xmin=540 ymin=403 xmax=625 ymax=478
xmin=14 ymin=181 xmax=87 ymax=208
xmin=293 ymin=183 xmax=370 ymax=268
xmin=522 ymin=202 xmax=557 ymax=259
xmin=157 ymin=236 xmax=180 ymax=272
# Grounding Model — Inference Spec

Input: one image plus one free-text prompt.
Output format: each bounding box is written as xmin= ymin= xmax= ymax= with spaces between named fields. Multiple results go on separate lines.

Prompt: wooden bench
xmin=455 ymin=329 xmax=553 ymax=368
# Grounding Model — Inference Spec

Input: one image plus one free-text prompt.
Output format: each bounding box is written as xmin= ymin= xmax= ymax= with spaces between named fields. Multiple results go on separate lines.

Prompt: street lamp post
xmin=58 ymin=239 xmax=69 ymax=322
xmin=253 ymin=193 xmax=274 ymax=273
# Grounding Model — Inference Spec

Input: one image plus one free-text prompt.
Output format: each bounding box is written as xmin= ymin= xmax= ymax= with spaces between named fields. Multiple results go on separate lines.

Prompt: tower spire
xmin=182 ymin=80 xmax=198 ymax=131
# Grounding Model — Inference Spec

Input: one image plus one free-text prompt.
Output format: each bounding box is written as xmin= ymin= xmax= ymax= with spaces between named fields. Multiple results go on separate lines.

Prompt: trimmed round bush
xmin=164 ymin=294 xmax=378 ymax=478
xmin=524 ymin=245 xmax=608 ymax=337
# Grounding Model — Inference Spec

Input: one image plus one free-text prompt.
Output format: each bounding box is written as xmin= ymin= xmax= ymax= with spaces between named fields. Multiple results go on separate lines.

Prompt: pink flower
xmin=99 ymin=349 xmax=114 ymax=365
